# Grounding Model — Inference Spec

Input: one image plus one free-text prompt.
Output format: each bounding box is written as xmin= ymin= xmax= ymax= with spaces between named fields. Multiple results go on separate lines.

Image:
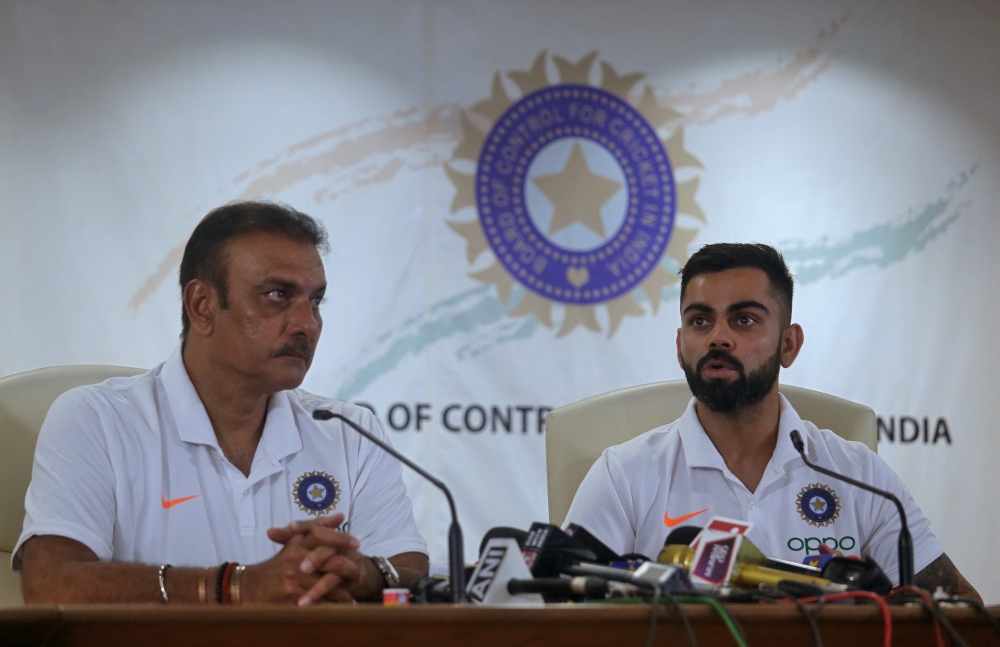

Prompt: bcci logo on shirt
xmin=797 ymin=483 xmax=841 ymax=528
xmin=445 ymin=51 xmax=705 ymax=337
xmin=293 ymin=471 xmax=341 ymax=516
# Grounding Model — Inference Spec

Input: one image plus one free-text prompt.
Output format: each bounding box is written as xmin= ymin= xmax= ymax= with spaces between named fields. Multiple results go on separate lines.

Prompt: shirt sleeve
xmin=12 ymin=388 xmax=118 ymax=571
xmin=344 ymin=407 xmax=428 ymax=558
xmin=860 ymin=451 xmax=943 ymax=587
xmin=563 ymin=448 xmax=637 ymax=556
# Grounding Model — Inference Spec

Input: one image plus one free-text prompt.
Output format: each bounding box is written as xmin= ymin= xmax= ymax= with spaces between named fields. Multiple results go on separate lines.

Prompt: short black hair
xmin=178 ymin=201 xmax=329 ymax=341
xmin=679 ymin=243 xmax=794 ymax=325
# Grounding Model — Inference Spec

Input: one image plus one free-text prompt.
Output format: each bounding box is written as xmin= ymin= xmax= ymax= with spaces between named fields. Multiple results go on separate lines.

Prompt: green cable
xmin=678 ymin=596 xmax=748 ymax=647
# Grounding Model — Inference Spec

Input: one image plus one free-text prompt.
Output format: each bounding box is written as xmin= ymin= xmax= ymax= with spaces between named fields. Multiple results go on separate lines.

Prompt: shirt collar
xmin=161 ymin=345 xmax=302 ymax=465
xmin=678 ymin=392 xmax=809 ymax=471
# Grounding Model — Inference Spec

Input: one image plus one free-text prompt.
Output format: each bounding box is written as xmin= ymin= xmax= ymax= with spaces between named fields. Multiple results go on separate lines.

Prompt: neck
xmin=693 ymin=384 xmax=782 ymax=493
xmin=182 ymin=341 xmax=269 ymax=475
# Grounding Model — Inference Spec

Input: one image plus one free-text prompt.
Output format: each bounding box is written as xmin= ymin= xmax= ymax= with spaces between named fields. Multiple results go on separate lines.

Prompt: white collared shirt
xmin=564 ymin=395 xmax=942 ymax=585
xmin=13 ymin=346 xmax=427 ymax=570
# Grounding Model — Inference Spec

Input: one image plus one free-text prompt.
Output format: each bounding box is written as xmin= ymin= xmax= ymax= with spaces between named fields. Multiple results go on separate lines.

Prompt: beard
xmin=681 ymin=344 xmax=782 ymax=414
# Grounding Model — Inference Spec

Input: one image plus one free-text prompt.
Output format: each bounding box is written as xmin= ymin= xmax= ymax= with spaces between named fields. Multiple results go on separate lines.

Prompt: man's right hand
xmin=242 ymin=523 xmax=353 ymax=604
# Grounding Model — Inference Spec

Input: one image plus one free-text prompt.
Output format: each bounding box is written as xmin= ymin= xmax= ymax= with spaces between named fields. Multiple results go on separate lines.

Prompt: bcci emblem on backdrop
xmin=445 ymin=52 xmax=707 ymax=337
xmin=797 ymin=483 xmax=840 ymax=528
xmin=293 ymin=471 xmax=341 ymax=516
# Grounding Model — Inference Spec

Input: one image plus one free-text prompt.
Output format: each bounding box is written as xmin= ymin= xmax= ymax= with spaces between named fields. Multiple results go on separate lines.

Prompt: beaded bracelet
xmin=215 ymin=562 xmax=230 ymax=604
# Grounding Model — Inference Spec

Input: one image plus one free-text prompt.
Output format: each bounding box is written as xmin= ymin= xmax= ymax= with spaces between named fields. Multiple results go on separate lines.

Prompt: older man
xmin=16 ymin=201 xmax=428 ymax=604
xmin=565 ymin=242 xmax=979 ymax=600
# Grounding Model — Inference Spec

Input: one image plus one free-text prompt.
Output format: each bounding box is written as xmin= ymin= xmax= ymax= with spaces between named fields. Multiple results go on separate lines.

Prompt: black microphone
xmin=312 ymin=409 xmax=465 ymax=602
xmin=664 ymin=525 xmax=702 ymax=547
xmin=479 ymin=527 xmax=529 ymax=557
xmin=564 ymin=524 xmax=623 ymax=563
xmin=521 ymin=523 xmax=597 ymax=577
xmin=507 ymin=576 xmax=609 ymax=598
xmin=789 ymin=429 xmax=913 ymax=587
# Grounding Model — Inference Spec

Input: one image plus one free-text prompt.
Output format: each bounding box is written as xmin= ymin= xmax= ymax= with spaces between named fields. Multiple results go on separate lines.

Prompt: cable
xmin=643 ymin=586 xmax=697 ymax=647
xmin=678 ymin=595 xmax=748 ymax=647
xmin=664 ymin=589 xmax=698 ymax=647
xmin=783 ymin=591 xmax=892 ymax=647
xmin=644 ymin=583 xmax=662 ymax=647
xmin=886 ymin=587 xmax=946 ymax=647
xmin=755 ymin=586 xmax=823 ymax=647
xmin=945 ymin=596 xmax=1000 ymax=640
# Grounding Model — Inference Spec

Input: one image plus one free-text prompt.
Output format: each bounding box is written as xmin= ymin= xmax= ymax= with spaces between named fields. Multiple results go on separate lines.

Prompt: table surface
xmin=1 ymin=602 xmax=998 ymax=647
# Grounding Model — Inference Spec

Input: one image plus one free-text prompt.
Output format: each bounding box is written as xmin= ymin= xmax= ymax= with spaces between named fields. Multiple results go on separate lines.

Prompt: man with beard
xmin=564 ymin=243 xmax=979 ymax=599
xmin=15 ymin=201 xmax=428 ymax=604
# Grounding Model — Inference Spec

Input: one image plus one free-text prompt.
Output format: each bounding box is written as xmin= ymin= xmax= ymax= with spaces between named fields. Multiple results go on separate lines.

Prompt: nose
xmin=707 ymin=322 xmax=734 ymax=350
xmin=288 ymin=297 xmax=322 ymax=337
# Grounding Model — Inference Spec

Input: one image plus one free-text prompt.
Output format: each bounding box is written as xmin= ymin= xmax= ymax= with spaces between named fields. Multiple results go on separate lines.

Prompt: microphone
xmin=563 ymin=524 xmax=623 ymax=563
xmin=521 ymin=522 xmax=597 ymax=577
xmin=479 ymin=527 xmax=528 ymax=557
xmin=507 ymin=576 xmax=610 ymax=598
xmin=465 ymin=537 xmax=543 ymax=605
xmin=789 ymin=429 xmax=914 ymax=587
xmin=312 ymin=409 xmax=465 ymax=603
xmin=658 ymin=543 xmax=842 ymax=593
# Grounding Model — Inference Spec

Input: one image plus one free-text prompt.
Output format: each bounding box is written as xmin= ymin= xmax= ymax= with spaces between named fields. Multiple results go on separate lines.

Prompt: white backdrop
xmin=2 ymin=1 xmax=998 ymax=602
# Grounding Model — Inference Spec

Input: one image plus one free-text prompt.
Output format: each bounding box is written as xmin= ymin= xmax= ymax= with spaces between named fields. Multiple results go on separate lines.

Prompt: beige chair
xmin=0 ymin=365 xmax=145 ymax=606
xmin=545 ymin=380 xmax=877 ymax=525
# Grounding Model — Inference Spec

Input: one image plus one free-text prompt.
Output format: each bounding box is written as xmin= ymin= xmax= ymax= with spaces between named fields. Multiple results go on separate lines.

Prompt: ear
xmin=183 ymin=280 xmax=217 ymax=338
xmin=675 ymin=327 xmax=683 ymax=370
xmin=779 ymin=323 xmax=804 ymax=368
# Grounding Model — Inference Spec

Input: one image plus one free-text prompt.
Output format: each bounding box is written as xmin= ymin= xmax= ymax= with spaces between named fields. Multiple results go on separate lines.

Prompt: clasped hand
xmin=244 ymin=513 xmax=376 ymax=605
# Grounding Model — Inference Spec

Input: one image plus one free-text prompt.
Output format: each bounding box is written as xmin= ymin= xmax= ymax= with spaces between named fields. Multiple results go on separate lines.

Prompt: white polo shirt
xmin=564 ymin=395 xmax=942 ymax=586
xmin=13 ymin=346 xmax=427 ymax=570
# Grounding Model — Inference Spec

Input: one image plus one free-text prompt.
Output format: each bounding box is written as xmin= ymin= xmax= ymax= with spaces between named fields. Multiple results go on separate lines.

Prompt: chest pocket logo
xmin=797 ymin=483 xmax=840 ymax=527
xmin=293 ymin=471 xmax=341 ymax=516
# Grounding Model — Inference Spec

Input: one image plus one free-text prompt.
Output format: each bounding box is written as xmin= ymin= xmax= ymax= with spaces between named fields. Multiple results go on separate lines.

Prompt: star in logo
xmin=308 ymin=484 xmax=326 ymax=501
xmin=810 ymin=497 xmax=827 ymax=513
xmin=532 ymin=142 xmax=623 ymax=238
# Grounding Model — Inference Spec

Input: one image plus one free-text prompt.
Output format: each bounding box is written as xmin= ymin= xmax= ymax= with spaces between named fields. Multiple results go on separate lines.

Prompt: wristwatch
xmin=370 ymin=555 xmax=400 ymax=588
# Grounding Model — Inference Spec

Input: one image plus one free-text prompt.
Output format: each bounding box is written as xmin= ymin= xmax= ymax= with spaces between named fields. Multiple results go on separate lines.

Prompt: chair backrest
xmin=544 ymin=380 xmax=877 ymax=525
xmin=0 ymin=365 xmax=145 ymax=606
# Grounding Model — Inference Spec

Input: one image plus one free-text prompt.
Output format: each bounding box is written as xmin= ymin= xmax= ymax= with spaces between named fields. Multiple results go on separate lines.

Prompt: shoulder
xmin=45 ymin=369 xmax=157 ymax=429
xmin=287 ymin=390 xmax=382 ymax=434
xmin=800 ymin=422 xmax=886 ymax=478
xmin=603 ymin=420 xmax=682 ymax=470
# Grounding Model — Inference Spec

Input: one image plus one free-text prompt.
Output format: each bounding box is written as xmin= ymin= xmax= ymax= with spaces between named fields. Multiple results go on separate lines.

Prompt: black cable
xmin=887 ymin=592 xmax=955 ymax=647
xmin=644 ymin=583 xmax=662 ymax=647
xmin=643 ymin=586 xmax=697 ymax=647
xmin=755 ymin=587 xmax=823 ymax=647
xmin=663 ymin=589 xmax=698 ymax=647
xmin=947 ymin=596 xmax=1000 ymax=640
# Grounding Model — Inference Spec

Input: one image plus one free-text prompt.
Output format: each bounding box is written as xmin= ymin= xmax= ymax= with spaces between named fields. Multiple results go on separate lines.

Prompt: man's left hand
xmin=268 ymin=516 xmax=379 ymax=604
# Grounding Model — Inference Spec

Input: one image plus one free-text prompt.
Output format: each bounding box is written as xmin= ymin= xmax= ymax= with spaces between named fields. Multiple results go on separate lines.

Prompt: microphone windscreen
xmin=479 ymin=527 xmax=528 ymax=556
xmin=664 ymin=525 xmax=702 ymax=547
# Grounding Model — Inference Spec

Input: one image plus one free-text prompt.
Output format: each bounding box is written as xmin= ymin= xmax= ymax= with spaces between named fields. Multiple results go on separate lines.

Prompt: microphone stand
xmin=313 ymin=410 xmax=466 ymax=602
xmin=790 ymin=430 xmax=913 ymax=587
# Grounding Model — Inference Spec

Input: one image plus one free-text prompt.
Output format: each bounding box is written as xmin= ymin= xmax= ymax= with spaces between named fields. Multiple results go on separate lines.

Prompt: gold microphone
xmin=658 ymin=544 xmax=837 ymax=590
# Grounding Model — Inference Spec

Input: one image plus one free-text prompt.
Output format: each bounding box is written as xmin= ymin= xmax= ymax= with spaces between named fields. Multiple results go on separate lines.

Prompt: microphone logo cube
xmin=690 ymin=534 xmax=742 ymax=587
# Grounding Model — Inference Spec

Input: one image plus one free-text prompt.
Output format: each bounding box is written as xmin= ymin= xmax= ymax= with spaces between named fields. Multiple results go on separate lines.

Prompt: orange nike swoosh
xmin=664 ymin=508 xmax=708 ymax=528
xmin=161 ymin=494 xmax=200 ymax=509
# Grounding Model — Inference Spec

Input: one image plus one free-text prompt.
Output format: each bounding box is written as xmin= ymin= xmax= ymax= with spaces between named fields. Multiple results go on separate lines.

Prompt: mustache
xmin=273 ymin=338 xmax=313 ymax=359
xmin=696 ymin=348 xmax=745 ymax=375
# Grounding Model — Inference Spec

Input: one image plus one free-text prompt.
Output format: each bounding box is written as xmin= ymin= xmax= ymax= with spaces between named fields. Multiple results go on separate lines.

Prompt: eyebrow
xmin=727 ymin=300 xmax=769 ymax=314
xmin=682 ymin=300 xmax=770 ymax=316
xmin=256 ymin=277 xmax=327 ymax=295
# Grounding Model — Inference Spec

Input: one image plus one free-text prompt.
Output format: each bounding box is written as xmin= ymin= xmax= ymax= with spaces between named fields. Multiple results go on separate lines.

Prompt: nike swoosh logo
xmin=664 ymin=508 xmax=708 ymax=528
xmin=161 ymin=494 xmax=200 ymax=509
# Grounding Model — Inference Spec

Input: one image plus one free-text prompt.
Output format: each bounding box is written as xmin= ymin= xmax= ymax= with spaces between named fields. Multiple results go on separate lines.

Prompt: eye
xmin=311 ymin=295 xmax=326 ymax=307
xmin=735 ymin=314 xmax=757 ymax=326
xmin=690 ymin=315 xmax=709 ymax=327
xmin=266 ymin=289 xmax=287 ymax=301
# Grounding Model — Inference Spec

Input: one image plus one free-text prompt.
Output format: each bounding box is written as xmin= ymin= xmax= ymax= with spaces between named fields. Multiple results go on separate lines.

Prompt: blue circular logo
xmin=296 ymin=472 xmax=338 ymax=513
xmin=799 ymin=485 xmax=838 ymax=526
xmin=475 ymin=84 xmax=676 ymax=305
